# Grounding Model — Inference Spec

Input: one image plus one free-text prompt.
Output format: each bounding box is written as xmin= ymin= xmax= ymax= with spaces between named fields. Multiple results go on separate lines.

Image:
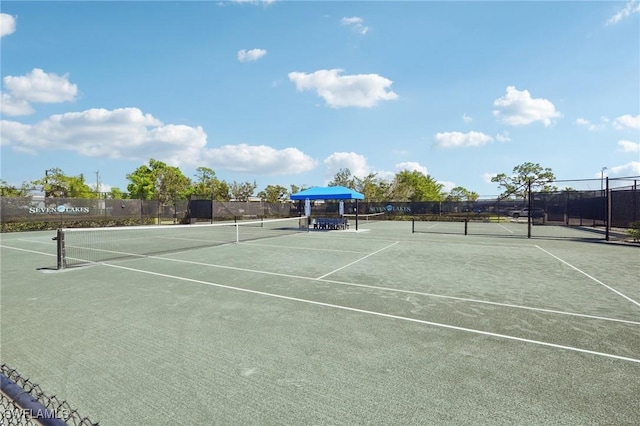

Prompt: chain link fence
xmin=2 ymin=177 xmax=638 ymax=239
xmin=187 ymin=199 xmax=296 ymax=222
xmin=406 ymin=177 xmax=638 ymax=240
xmin=1 ymin=364 xmax=98 ymax=425
xmin=1 ymin=197 xmax=189 ymax=232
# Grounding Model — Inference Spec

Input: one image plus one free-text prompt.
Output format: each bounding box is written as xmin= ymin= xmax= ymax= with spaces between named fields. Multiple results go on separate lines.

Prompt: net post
xmin=412 ymin=217 xmax=415 ymax=233
xmin=464 ymin=218 xmax=468 ymax=235
xmin=55 ymin=228 xmax=66 ymax=270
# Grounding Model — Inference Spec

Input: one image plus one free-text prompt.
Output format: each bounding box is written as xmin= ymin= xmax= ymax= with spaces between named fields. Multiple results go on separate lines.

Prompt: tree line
xmin=0 ymin=159 xmax=555 ymax=204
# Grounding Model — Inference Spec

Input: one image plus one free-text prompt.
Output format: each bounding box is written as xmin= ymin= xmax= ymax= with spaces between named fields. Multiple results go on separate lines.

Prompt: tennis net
xmin=55 ymin=216 xmax=306 ymax=269
xmin=342 ymin=212 xmax=387 ymax=223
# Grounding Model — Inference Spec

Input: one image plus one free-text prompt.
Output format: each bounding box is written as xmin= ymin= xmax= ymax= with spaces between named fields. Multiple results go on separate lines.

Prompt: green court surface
xmin=1 ymin=220 xmax=639 ymax=425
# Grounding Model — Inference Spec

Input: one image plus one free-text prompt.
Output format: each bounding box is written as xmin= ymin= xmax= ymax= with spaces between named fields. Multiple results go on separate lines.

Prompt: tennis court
xmin=1 ymin=218 xmax=639 ymax=425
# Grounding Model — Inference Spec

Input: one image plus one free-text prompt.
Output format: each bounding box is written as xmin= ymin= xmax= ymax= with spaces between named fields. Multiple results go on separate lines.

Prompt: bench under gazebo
xmin=290 ymin=186 xmax=365 ymax=231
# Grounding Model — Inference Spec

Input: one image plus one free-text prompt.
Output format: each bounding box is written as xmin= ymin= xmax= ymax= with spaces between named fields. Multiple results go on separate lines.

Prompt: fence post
xmin=355 ymin=199 xmax=359 ymax=231
xmin=634 ymin=180 xmax=638 ymax=224
xmin=527 ymin=179 xmax=532 ymax=238
xmin=605 ymin=177 xmax=610 ymax=241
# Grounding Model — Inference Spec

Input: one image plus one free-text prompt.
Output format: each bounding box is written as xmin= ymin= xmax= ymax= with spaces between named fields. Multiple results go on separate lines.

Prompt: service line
xmin=315 ymin=241 xmax=400 ymax=280
xmin=104 ymin=262 xmax=640 ymax=365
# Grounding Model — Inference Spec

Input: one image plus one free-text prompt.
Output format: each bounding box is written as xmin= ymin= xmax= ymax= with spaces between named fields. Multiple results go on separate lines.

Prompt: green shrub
xmin=628 ymin=221 xmax=640 ymax=242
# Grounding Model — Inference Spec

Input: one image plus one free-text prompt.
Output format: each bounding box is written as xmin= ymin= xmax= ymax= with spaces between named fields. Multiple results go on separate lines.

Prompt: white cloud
xmin=203 ymin=144 xmax=316 ymax=174
xmin=341 ymin=16 xmax=369 ymax=34
xmin=608 ymin=162 xmax=640 ymax=176
xmin=375 ymin=170 xmax=396 ymax=182
xmin=434 ymin=131 xmax=494 ymax=148
xmin=395 ymin=162 xmax=428 ymax=175
xmin=237 ymin=48 xmax=267 ymax=62
xmin=0 ymin=108 xmax=204 ymax=165
xmin=462 ymin=114 xmax=472 ymax=123
xmin=4 ymin=68 xmax=78 ymax=103
xmin=90 ymin=182 xmax=112 ymax=193
xmin=0 ymin=69 xmax=79 ymax=116
xmin=496 ymin=131 xmax=511 ymax=142
xmin=618 ymin=140 xmax=640 ymax=153
xmin=0 ymin=92 xmax=34 ymax=116
xmin=492 ymin=86 xmax=562 ymax=126
xmin=230 ymin=0 xmax=277 ymax=5
xmin=0 ymin=13 xmax=16 ymax=37
xmin=341 ymin=17 xmax=362 ymax=25
xmin=288 ymin=69 xmax=398 ymax=108
xmin=0 ymin=107 xmax=317 ymax=175
xmin=574 ymin=117 xmax=604 ymax=131
xmin=439 ymin=181 xmax=457 ymax=193
xmin=613 ymin=114 xmax=640 ymax=129
xmin=323 ymin=152 xmax=371 ymax=180
xmin=482 ymin=173 xmax=496 ymax=184
xmin=0 ymin=121 xmax=30 ymax=147
xmin=606 ymin=0 xmax=640 ymax=25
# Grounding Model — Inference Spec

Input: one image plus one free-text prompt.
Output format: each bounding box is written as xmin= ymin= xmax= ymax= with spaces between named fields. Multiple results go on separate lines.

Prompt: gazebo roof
xmin=290 ymin=186 xmax=364 ymax=201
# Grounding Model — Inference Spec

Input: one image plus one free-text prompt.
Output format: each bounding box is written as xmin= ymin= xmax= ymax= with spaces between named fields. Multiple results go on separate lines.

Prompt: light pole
xmin=600 ymin=166 xmax=607 ymax=191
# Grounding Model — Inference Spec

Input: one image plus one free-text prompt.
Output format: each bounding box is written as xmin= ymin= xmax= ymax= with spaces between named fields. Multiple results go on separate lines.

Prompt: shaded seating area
xmin=313 ymin=217 xmax=349 ymax=230
xmin=290 ymin=186 xmax=365 ymax=231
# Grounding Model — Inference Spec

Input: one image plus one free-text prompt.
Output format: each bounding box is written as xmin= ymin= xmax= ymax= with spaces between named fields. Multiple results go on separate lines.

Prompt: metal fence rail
xmin=0 ymin=364 xmax=98 ymax=426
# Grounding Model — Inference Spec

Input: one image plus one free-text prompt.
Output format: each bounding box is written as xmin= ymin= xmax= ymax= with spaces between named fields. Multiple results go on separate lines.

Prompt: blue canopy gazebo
xmin=290 ymin=186 xmax=365 ymax=230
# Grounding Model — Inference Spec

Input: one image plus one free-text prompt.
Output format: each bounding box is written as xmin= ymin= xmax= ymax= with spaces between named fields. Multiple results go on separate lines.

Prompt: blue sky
xmin=1 ymin=0 xmax=639 ymax=197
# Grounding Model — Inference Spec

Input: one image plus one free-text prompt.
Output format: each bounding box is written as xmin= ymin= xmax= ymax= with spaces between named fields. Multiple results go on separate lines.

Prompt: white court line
xmin=0 ymin=245 xmax=56 ymax=257
xmin=535 ymin=245 xmax=640 ymax=309
xmin=147 ymin=255 xmax=640 ymax=325
xmin=16 ymin=238 xmax=57 ymax=246
xmin=315 ymin=241 xmax=400 ymax=280
xmin=3 ymin=243 xmax=637 ymax=325
xmin=498 ymin=223 xmax=514 ymax=234
xmin=102 ymin=263 xmax=640 ymax=365
xmin=242 ymin=241 xmax=370 ymax=254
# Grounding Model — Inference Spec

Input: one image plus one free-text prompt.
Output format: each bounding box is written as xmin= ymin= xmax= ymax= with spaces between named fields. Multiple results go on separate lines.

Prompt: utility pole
xmin=96 ymin=170 xmax=101 ymax=194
